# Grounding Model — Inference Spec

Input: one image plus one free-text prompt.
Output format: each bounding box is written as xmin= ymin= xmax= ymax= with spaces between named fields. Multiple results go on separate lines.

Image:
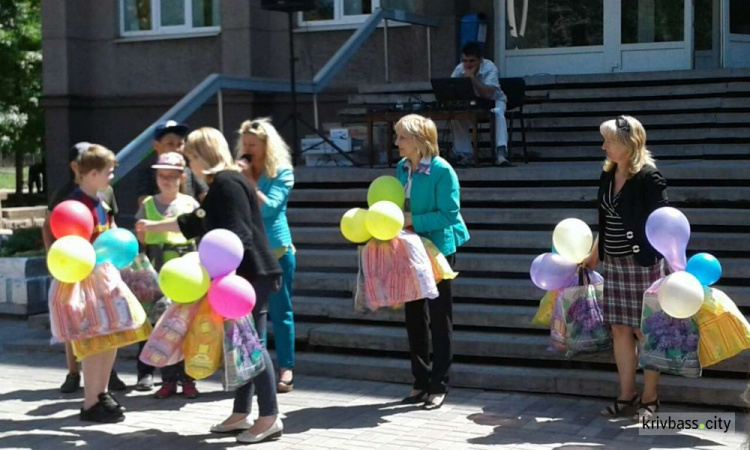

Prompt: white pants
xmin=450 ymin=99 xmax=508 ymax=161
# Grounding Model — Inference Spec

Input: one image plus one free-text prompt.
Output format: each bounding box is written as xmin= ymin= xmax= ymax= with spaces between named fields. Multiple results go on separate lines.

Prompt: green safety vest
xmin=143 ymin=195 xmax=196 ymax=246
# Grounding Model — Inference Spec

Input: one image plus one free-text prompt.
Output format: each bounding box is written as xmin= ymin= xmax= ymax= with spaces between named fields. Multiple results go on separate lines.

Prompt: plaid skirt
xmin=602 ymin=254 xmax=665 ymax=328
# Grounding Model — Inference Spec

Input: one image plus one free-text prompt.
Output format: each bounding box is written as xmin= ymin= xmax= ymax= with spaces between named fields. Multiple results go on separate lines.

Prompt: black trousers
xmin=404 ymin=253 xmax=455 ymax=395
xmin=136 ymin=340 xmax=192 ymax=383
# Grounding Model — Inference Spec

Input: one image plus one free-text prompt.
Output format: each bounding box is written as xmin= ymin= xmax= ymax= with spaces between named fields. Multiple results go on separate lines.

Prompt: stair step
xmin=293 ymin=352 xmax=749 ymax=408
xmin=524 ymin=97 xmax=748 ymax=115
xmin=289 ymin=207 xmax=750 ymax=228
xmin=524 ymin=144 xmax=750 ymax=160
xmin=546 ymin=82 xmax=750 ymax=100
xmin=522 ymin=128 xmax=750 ymax=144
xmin=294 ymin=272 xmax=750 ymax=307
xmin=298 ymin=321 xmax=750 ymax=375
xmin=1 ymin=206 xmax=47 ymax=220
xmin=527 ymin=112 xmax=750 ymax=129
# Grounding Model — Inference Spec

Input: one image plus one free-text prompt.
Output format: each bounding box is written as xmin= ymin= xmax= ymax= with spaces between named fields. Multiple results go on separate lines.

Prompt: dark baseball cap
xmin=153 ymin=120 xmax=189 ymax=141
xmin=68 ymin=141 xmax=92 ymax=162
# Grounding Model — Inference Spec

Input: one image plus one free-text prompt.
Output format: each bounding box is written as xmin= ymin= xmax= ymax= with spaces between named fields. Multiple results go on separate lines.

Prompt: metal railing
xmin=114 ymin=9 xmax=438 ymax=181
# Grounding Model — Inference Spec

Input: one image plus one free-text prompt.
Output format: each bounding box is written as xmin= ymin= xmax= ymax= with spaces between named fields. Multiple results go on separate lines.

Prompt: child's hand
xmin=135 ymin=220 xmax=152 ymax=233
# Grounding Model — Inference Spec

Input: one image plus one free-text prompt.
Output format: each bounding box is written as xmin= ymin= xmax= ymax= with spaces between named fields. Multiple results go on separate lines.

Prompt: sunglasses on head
xmin=616 ymin=116 xmax=630 ymax=133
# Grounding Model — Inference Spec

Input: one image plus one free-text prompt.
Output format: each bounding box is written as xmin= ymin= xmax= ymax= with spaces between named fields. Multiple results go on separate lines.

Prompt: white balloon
xmin=552 ymin=218 xmax=593 ymax=263
xmin=657 ymin=271 xmax=705 ymax=319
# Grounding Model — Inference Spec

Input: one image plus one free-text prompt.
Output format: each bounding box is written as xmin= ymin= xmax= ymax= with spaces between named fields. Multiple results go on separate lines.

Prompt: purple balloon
xmin=530 ymin=252 xmax=579 ymax=290
xmin=198 ymin=229 xmax=244 ymax=278
xmin=646 ymin=207 xmax=690 ymax=272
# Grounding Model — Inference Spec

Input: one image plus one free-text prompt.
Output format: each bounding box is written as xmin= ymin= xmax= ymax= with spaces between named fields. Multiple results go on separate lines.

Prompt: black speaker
xmin=261 ymin=0 xmax=315 ymax=13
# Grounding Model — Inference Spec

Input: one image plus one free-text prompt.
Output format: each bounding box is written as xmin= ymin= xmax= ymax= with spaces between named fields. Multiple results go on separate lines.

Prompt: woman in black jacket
xmin=137 ymin=127 xmax=284 ymax=444
xmin=583 ymin=115 xmax=668 ymax=422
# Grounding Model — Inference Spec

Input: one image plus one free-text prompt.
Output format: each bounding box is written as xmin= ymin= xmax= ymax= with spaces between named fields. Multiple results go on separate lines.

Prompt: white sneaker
xmin=210 ymin=417 xmax=253 ymax=433
xmin=236 ymin=418 xmax=283 ymax=444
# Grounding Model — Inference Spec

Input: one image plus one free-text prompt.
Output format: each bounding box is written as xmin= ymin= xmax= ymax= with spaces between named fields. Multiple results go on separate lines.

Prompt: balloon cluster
xmin=530 ymin=218 xmax=593 ymax=290
xmin=340 ymin=176 xmax=405 ymax=243
xmin=47 ymin=200 xmax=138 ymax=283
xmin=157 ymin=229 xmax=256 ymax=319
xmin=646 ymin=207 xmax=722 ymax=319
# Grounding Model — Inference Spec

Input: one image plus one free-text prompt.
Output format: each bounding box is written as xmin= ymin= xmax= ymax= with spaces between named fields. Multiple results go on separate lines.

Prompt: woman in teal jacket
xmin=237 ymin=118 xmax=297 ymax=393
xmin=395 ymin=114 xmax=470 ymax=410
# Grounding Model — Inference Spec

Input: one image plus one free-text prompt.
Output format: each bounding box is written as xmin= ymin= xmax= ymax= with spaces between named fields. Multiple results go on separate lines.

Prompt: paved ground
xmin=0 ymin=317 xmax=747 ymax=450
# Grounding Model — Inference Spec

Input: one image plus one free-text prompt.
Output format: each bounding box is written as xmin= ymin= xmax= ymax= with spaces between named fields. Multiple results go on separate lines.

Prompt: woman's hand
xmin=135 ymin=219 xmax=155 ymax=233
xmin=581 ymin=252 xmax=599 ymax=270
xmin=237 ymin=158 xmax=257 ymax=187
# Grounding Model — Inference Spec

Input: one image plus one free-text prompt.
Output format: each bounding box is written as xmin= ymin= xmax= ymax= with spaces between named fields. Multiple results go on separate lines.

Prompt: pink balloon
xmin=529 ymin=252 xmax=579 ymax=290
xmin=646 ymin=207 xmax=690 ymax=272
xmin=208 ymin=275 xmax=256 ymax=319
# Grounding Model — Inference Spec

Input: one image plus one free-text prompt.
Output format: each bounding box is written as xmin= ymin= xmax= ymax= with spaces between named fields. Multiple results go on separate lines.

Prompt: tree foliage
xmin=0 ymin=1 xmax=42 ymax=158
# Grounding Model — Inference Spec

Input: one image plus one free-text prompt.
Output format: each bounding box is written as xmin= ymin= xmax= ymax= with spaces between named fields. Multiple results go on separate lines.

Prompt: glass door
xmin=722 ymin=0 xmax=750 ymax=68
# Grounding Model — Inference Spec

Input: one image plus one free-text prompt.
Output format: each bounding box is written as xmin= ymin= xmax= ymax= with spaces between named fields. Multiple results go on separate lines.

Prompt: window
xmin=121 ymin=0 xmax=220 ymax=37
xmin=298 ymin=0 xmax=414 ymax=28
xmin=505 ymin=0 xmax=603 ymax=49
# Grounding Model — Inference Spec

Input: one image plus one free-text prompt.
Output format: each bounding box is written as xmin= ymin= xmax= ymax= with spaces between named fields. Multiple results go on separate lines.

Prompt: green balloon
xmin=367 ymin=176 xmax=405 ymax=210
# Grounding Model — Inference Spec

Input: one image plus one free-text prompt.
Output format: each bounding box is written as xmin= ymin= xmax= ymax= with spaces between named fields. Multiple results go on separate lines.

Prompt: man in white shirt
xmin=449 ymin=42 xmax=511 ymax=166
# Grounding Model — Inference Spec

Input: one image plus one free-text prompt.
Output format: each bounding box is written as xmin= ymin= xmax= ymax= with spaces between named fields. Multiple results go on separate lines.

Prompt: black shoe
xmin=135 ymin=373 xmax=154 ymax=391
xmin=108 ymin=371 xmax=127 ymax=392
xmin=80 ymin=401 xmax=125 ymax=423
xmin=422 ymin=392 xmax=447 ymax=410
xmin=99 ymin=392 xmax=126 ymax=413
xmin=60 ymin=373 xmax=81 ymax=393
xmin=401 ymin=390 xmax=428 ymax=404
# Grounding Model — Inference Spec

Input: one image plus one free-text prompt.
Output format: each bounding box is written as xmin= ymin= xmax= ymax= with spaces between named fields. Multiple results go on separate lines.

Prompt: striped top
xmin=602 ymin=179 xmax=633 ymax=256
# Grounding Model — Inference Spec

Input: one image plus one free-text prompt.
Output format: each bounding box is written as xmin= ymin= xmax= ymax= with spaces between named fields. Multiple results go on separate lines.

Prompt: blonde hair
xmin=75 ymin=144 xmax=116 ymax=183
xmin=236 ymin=118 xmax=292 ymax=179
xmin=600 ymin=115 xmax=656 ymax=176
xmin=183 ymin=127 xmax=239 ymax=178
xmin=394 ymin=114 xmax=439 ymax=158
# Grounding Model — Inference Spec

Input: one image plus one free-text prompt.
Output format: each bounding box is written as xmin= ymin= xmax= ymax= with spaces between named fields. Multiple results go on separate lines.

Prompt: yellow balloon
xmin=158 ymin=257 xmax=211 ymax=303
xmin=47 ymin=236 xmax=96 ymax=283
xmin=365 ymin=201 xmax=404 ymax=241
xmin=181 ymin=251 xmax=202 ymax=266
xmin=552 ymin=218 xmax=593 ymax=263
xmin=658 ymin=271 xmax=704 ymax=319
xmin=340 ymin=208 xmax=372 ymax=243
xmin=367 ymin=176 xmax=405 ymax=210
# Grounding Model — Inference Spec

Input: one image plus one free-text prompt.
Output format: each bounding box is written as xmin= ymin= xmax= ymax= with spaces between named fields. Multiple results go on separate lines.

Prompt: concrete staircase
xmin=286 ymin=71 xmax=750 ymax=408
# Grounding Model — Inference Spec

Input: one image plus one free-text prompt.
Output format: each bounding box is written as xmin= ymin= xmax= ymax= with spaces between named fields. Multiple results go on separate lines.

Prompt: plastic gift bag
xmin=120 ymin=254 xmax=162 ymax=320
xmin=420 ymin=237 xmax=458 ymax=283
xmin=140 ymin=301 xmax=201 ymax=368
xmin=694 ymin=287 xmax=750 ymax=368
xmin=355 ymin=230 xmax=438 ymax=312
xmin=639 ymin=278 xmax=701 ymax=378
xmin=183 ymin=298 xmax=224 ymax=380
xmin=72 ymin=321 xmax=153 ymax=361
xmin=223 ymin=315 xmax=266 ymax=391
xmin=532 ymin=290 xmax=558 ymax=327
xmin=49 ymin=263 xmax=147 ymax=342
xmin=561 ymin=270 xmax=611 ymax=356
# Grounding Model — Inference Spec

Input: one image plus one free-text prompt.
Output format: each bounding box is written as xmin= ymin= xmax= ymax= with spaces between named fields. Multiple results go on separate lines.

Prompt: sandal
xmin=600 ymin=394 xmax=639 ymax=417
xmin=633 ymin=399 xmax=660 ymax=422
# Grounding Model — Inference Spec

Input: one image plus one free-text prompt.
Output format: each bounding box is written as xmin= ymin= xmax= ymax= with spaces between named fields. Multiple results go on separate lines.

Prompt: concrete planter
xmin=0 ymin=256 xmax=50 ymax=315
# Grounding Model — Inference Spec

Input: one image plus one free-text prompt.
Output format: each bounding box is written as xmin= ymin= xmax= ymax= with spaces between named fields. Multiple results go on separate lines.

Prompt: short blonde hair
xmin=394 ymin=114 xmax=439 ymax=158
xmin=236 ymin=118 xmax=292 ymax=179
xmin=600 ymin=115 xmax=656 ymax=176
xmin=76 ymin=144 xmax=116 ymax=183
xmin=183 ymin=127 xmax=239 ymax=177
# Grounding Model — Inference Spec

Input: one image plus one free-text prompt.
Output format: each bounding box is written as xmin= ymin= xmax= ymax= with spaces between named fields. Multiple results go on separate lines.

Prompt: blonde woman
xmin=136 ymin=127 xmax=284 ymax=444
xmin=236 ymin=118 xmax=296 ymax=393
xmin=582 ymin=115 xmax=669 ymax=421
xmin=395 ymin=114 xmax=470 ymax=410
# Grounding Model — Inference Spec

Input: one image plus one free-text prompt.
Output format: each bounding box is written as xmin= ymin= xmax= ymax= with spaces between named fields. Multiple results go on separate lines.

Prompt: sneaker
xmin=108 ymin=371 xmax=127 ymax=392
xmin=496 ymin=156 xmax=515 ymax=167
xmin=135 ymin=374 xmax=154 ymax=391
xmin=452 ymin=153 xmax=475 ymax=167
xmin=60 ymin=373 xmax=81 ymax=393
xmin=155 ymin=381 xmax=178 ymax=399
xmin=99 ymin=392 xmax=126 ymax=413
xmin=80 ymin=401 xmax=125 ymax=423
xmin=181 ymin=380 xmax=199 ymax=399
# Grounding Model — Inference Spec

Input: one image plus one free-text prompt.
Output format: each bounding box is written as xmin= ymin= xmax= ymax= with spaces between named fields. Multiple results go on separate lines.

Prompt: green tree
xmin=0 ymin=0 xmax=42 ymax=195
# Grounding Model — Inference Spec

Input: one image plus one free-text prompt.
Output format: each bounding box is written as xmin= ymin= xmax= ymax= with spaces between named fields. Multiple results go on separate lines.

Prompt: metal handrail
xmin=114 ymin=9 xmax=438 ymax=181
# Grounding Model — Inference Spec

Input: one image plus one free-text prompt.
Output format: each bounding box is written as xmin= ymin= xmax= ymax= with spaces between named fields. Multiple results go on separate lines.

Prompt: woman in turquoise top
xmin=237 ymin=118 xmax=297 ymax=393
xmin=395 ymin=114 xmax=469 ymax=410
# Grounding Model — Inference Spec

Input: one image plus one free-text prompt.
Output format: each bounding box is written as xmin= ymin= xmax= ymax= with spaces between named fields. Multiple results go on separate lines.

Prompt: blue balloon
xmin=685 ymin=253 xmax=722 ymax=286
xmin=93 ymin=228 xmax=139 ymax=269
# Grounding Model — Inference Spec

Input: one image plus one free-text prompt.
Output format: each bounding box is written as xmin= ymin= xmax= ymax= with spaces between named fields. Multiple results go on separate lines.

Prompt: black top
xmin=601 ymin=180 xmax=632 ymax=257
xmin=597 ymin=165 xmax=669 ymax=267
xmin=137 ymin=153 xmax=208 ymax=201
xmin=177 ymin=170 xmax=282 ymax=279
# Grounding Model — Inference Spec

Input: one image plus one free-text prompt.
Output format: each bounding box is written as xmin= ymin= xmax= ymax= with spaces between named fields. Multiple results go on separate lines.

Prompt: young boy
xmin=44 ymin=142 xmax=127 ymax=394
xmin=47 ymin=143 xmax=133 ymax=423
xmin=136 ymin=120 xmax=207 ymax=208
